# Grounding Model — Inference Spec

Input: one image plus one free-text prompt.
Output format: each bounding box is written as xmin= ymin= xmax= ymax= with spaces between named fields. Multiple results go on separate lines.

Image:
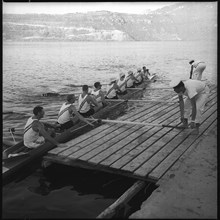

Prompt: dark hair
xmin=189 ymin=60 xmax=194 ymax=64
xmin=33 ymin=106 xmax=43 ymax=115
xmin=82 ymin=85 xmax=89 ymax=91
xmin=173 ymin=81 xmax=184 ymax=89
xmin=143 ymin=66 xmax=146 ymax=69
xmin=94 ymin=82 xmax=101 ymax=88
xmin=67 ymin=94 xmax=75 ymax=102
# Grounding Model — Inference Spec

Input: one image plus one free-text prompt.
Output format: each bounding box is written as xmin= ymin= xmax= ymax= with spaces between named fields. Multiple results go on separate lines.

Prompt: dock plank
xmin=134 ymin=102 xmax=217 ymax=178
xmin=148 ymin=111 xmax=217 ymax=180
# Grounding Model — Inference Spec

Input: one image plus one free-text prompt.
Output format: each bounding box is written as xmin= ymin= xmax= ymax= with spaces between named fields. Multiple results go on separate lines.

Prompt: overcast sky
xmin=3 ymin=2 xmax=174 ymax=14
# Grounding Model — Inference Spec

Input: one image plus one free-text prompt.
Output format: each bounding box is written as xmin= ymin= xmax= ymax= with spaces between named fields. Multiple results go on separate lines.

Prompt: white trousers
xmin=192 ymin=63 xmax=206 ymax=80
xmin=184 ymin=86 xmax=210 ymax=123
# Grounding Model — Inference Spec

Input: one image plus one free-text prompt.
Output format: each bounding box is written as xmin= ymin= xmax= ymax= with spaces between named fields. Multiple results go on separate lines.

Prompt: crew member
xmin=78 ymin=85 xmax=101 ymax=117
xmin=134 ymin=68 xmax=144 ymax=85
xmin=126 ymin=71 xmax=139 ymax=88
xmin=91 ymin=82 xmax=108 ymax=108
xmin=105 ymin=77 xmax=122 ymax=99
xmin=58 ymin=94 xmax=94 ymax=130
xmin=169 ymin=78 xmax=210 ymax=134
xmin=116 ymin=72 xmax=127 ymax=95
xmin=24 ymin=106 xmax=67 ymax=149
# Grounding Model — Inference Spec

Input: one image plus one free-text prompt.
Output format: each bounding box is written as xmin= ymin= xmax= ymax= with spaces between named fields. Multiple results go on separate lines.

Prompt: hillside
xmin=3 ymin=2 xmax=217 ymax=41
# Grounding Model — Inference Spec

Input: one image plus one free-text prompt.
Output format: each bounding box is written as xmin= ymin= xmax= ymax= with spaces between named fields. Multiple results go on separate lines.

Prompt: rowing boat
xmin=3 ymin=78 xmax=153 ymax=183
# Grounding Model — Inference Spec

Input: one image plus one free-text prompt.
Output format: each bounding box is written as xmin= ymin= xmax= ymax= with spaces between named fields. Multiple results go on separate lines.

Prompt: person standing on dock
xmin=78 ymin=85 xmax=101 ymax=117
xmin=24 ymin=106 xmax=67 ymax=149
xmin=169 ymin=78 xmax=210 ymax=134
xmin=58 ymin=94 xmax=94 ymax=130
xmin=116 ymin=72 xmax=127 ymax=95
xmin=189 ymin=60 xmax=206 ymax=80
xmin=126 ymin=71 xmax=139 ymax=88
xmin=105 ymin=77 xmax=122 ymax=99
xmin=134 ymin=68 xmax=144 ymax=86
xmin=91 ymin=82 xmax=108 ymax=108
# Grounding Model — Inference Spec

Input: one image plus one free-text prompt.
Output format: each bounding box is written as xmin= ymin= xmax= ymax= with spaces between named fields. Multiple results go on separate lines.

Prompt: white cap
xmin=119 ymin=72 xmax=125 ymax=77
xmin=128 ymin=70 xmax=133 ymax=75
xmin=169 ymin=78 xmax=182 ymax=88
xmin=110 ymin=77 xmax=116 ymax=82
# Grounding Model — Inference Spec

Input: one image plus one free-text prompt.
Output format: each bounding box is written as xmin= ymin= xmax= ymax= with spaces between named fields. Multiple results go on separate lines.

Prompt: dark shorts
xmin=116 ymin=90 xmax=127 ymax=96
xmin=79 ymin=108 xmax=95 ymax=117
xmin=59 ymin=120 xmax=75 ymax=130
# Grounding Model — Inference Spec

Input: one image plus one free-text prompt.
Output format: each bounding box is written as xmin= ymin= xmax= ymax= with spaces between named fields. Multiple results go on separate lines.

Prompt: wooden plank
xmin=54 ymin=97 xmax=178 ymax=158
xmin=203 ymin=120 xmax=217 ymax=136
xmin=122 ymin=100 xmax=217 ymax=175
xmin=96 ymin=180 xmax=146 ymax=219
xmin=104 ymin=113 xmax=182 ymax=168
xmin=73 ymin=101 xmax=180 ymax=161
xmin=148 ymin=111 xmax=217 ymax=181
xmin=91 ymin=107 xmax=182 ymax=165
xmin=134 ymin=103 xmax=217 ymax=178
xmin=49 ymin=94 xmax=174 ymax=155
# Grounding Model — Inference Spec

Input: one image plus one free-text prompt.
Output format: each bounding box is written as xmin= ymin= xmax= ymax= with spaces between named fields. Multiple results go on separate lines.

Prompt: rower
xmin=126 ymin=71 xmax=139 ymax=88
xmin=142 ymin=66 xmax=151 ymax=80
xmin=134 ymin=68 xmax=144 ymax=86
xmin=58 ymin=94 xmax=94 ymax=130
xmin=116 ymin=72 xmax=127 ymax=95
xmin=105 ymin=77 xmax=122 ymax=99
xmin=23 ymin=106 xmax=67 ymax=150
xmin=91 ymin=82 xmax=108 ymax=108
xmin=78 ymin=85 xmax=101 ymax=117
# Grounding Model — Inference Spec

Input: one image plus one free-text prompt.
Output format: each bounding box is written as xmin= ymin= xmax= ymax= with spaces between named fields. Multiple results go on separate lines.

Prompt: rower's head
xmin=137 ymin=68 xmax=142 ymax=73
xmin=189 ymin=60 xmax=194 ymax=65
xmin=33 ymin=106 xmax=44 ymax=119
xmin=170 ymin=78 xmax=185 ymax=94
xmin=119 ymin=72 xmax=125 ymax=79
xmin=94 ymin=82 xmax=102 ymax=89
xmin=67 ymin=94 xmax=76 ymax=103
xmin=82 ymin=85 xmax=89 ymax=93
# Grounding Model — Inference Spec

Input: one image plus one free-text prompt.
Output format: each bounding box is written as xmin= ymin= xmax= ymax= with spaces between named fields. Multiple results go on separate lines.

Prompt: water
xmin=2 ymin=41 xmax=217 ymax=218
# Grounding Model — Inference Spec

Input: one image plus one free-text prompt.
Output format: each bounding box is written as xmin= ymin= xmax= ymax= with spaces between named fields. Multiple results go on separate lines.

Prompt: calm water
xmin=2 ymin=41 xmax=217 ymax=218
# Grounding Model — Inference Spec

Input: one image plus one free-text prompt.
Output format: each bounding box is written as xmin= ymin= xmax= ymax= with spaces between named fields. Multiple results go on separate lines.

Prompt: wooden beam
xmin=106 ymin=99 xmax=177 ymax=104
xmin=96 ymin=180 xmax=146 ymax=218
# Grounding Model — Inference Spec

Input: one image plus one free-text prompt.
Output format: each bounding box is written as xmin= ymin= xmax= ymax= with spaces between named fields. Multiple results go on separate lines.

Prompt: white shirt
xmin=78 ymin=94 xmax=90 ymax=113
xmin=58 ymin=103 xmax=72 ymax=124
xmin=91 ymin=89 xmax=102 ymax=103
xmin=117 ymin=78 xmax=126 ymax=92
xmin=183 ymin=79 xmax=206 ymax=99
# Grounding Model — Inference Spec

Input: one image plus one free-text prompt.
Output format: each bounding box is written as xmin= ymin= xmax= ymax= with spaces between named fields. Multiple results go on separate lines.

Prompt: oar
xmin=87 ymin=118 xmax=188 ymax=129
xmin=106 ymin=99 xmax=177 ymax=104
xmin=67 ymin=83 xmax=109 ymax=88
xmin=126 ymin=87 xmax=144 ymax=90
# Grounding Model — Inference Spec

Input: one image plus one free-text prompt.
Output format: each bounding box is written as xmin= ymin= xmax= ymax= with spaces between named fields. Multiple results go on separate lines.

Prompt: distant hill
xmin=3 ymin=2 xmax=217 ymax=41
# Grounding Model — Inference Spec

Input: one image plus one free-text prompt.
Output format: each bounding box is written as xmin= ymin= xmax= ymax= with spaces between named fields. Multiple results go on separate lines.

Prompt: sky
xmin=3 ymin=2 xmax=174 ymax=15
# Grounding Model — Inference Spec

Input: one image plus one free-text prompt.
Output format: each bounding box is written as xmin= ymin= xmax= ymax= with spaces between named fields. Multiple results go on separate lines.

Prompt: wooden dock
xmin=43 ymin=85 xmax=217 ymax=183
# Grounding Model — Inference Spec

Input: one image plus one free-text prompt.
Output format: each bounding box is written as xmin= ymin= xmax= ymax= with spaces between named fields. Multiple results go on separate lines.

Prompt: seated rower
xmin=91 ymin=82 xmax=108 ymax=108
xmin=78 ymin=85 xmax=101 ymax=117
xmin=58 ymin=94 xmax=94 ymax=130
xmin=116 ymin=72 xmax=127 ymax=95
xmin=134 ymin=68 xmax=144 ymax=86
xmin=105 ymin=77 xmax=122 ymax=99
xmin=142 ymin=66 xmax=151 ymax=80
xmin=24 ymin=106 xmax=67 ymax=150
xmin=126 ymin=71 xmax=139 ymax=88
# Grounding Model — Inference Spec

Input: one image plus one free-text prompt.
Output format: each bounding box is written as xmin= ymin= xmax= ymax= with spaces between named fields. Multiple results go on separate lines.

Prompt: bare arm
xmin=33 ymin=121 xmax=60 ymax=146
xmin=88 ymin=95 xmax=99 ymax=107
xmin=100 ymin=90 xmax=107 ymax=105
xmin=70 ymin=105 xmax=94 ymax=126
